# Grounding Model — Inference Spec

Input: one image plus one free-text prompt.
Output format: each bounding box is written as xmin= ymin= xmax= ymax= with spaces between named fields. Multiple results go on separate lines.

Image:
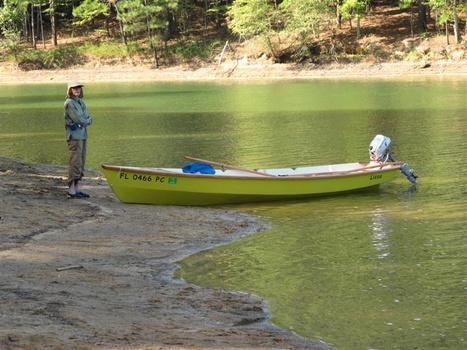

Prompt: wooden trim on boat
xmin=185 ymin=156 xmax=276 ymax=177
xmin=292 ymin=162 xmax=402 ymax=177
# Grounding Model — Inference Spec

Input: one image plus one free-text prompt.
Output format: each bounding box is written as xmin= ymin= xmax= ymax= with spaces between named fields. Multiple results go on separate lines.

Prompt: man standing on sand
xmin=64 ymin=80 xmax=93 ymax=199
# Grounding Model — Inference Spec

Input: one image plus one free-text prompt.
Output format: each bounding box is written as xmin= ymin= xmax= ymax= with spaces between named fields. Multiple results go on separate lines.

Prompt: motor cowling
xmin=369 ymin=134 xmax=392 ymax=163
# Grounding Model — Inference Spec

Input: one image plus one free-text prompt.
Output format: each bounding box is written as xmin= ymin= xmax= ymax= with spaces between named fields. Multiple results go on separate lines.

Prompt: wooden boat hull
xmin=101 ymin=162 xmax=402 ymax=206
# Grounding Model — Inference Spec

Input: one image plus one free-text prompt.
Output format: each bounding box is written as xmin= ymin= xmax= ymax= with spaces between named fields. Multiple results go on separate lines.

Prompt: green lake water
xmin=1 ymin=78 xmax=466 ymax=349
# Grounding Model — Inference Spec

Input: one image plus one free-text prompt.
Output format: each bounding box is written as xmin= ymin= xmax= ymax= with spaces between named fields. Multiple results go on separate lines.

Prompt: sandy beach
xmin=1 ymin=59 xmax=465 ymax=349
xmin=0 ymin=155 xmax=333 ymax=350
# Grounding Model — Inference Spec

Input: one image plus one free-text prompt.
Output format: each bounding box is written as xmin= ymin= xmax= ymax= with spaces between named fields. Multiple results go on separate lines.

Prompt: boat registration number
xmin=119 ymin=172 xmax=178 ymax=184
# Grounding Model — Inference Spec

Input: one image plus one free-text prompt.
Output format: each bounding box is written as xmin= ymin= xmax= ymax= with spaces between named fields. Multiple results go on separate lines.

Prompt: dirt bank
xmin=0 ymin=156 xmax=333 ymax=350
xmin=1 ymin=59 xmax=466 ymax=85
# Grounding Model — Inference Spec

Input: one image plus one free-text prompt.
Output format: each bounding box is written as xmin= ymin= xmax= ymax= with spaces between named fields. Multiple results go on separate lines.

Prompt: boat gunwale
xmin=102 ymin=162 xmax=403 ymax=181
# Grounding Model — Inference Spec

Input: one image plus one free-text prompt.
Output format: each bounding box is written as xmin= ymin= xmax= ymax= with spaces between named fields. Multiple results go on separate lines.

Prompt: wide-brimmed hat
xmin=66 ymin=80 xmax=84 ymax=98
xmin=67 ymin=80 xmax=84 ymax=89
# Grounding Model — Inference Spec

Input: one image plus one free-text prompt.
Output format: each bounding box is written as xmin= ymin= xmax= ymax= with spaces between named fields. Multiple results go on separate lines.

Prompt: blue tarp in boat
xmin=182 ymin=162 xmax=216 ymax=175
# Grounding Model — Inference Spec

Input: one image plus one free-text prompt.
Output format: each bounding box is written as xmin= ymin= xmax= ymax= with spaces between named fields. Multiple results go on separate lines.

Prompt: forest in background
xmin=0 ymin=0 xmax=465 ymax=70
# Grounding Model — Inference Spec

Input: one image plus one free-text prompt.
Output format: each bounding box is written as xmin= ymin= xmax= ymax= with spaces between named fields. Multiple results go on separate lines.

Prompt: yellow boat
xmin=101 ymin=135 xmax=417 ymax=205
xmin=102 ymin=160 xmax=405 ymax=206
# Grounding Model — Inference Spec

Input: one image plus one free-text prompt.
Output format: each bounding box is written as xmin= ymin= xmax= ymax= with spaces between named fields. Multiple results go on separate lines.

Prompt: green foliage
xmin=279 ymin=0 xmax=331 ymax=38
xmin=72 ymin=0 xmax=109 ymax=26
xmin=16 ymin=47 xmax=81 ymax=69
xmin=0 ymin=29 xmax=21 ymax=57
xmin=82 ymin=41 xmax=130 ymax=58
xmin=114 ymin=0 xmax=178 ymax=66
xmin=0 ymin=0 xmax=27 ymax=32
xmin=278 ymin=0 xmax=332 ymax=60
xmin=0 ymin=0 xmax=28 ymax=57
xmin=429 ymin=0 xmax=452 ymax=25
xmin=227 ymin=0 xmax=275 ymax=38
xmin=405 ymin=49 xmax=424 ymax=60
xmin=398 ymin=0 xmax=415 ymax=10
xmin=227 ymin=0 xmax=334 ymax=60
xmin=169 ymin=39 xmax=222 ymax=60
xmin=118 ymin=0 xmax=178 ymax=37
xmin=1 ymin=0 xmax=462 ymax=67
xmin=427 ymin=0 xmax=466 ymax=25
xmin=458 ymin=1 xmax=467 ymax=14
xmin=340 ymin=0 xmax=367 ymax=19
xmin=116 ymin=0 xmax=146 ymax=37
xmin=13 ymin=42 xmax=133 ymax=70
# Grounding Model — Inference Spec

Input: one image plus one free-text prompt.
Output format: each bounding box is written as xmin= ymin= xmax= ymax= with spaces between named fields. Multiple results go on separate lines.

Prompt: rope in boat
xmin=106 ymin=167 xmax=121 ymax=188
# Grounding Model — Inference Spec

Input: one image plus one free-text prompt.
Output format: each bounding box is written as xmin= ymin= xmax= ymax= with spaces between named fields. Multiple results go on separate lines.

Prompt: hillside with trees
xmin=0 ymin=0 xmax=465 ymax=71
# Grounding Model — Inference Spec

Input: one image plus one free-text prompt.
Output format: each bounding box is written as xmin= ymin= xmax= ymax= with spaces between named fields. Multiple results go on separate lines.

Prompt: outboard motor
xmin=369 ymin=134 xmax=392 ymax=163
xmin=369 ymin=134 xmax=418 ymax=184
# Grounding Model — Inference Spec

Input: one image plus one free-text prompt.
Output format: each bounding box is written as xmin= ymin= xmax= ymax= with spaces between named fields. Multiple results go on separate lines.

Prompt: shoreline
xmin=1 ymin=60 xmax=466 ymax=85
xmin=0 ymin=156 xmax=332 ymax=350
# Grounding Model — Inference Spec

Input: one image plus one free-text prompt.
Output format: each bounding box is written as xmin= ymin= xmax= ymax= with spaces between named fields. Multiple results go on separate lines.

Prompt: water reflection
xmin=370 ymin=208 xmax=391 ymax=258
xmin=177 ymin=187 xmax=466 ymax=349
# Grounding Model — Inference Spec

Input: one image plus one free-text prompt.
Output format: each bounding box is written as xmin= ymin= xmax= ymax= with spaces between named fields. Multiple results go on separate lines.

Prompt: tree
xmin=340 ymin=0 xmax=368 ymax=39
xmin=399 ymin=0 xmax=416 ymax=38
xmin=117 ymin=0 xmax=178 ymax=67
xmin=417 ymin=0 xmax=427 ymax=32
xmin=48 ymin=0 xmax=57 ymax=46
xmin=428 ymin=0 xmax=465 ymax=44
xmin=30 ymin=0 xmax=48 ymax=48
xmin=72 ymin=0 xmax=109 ymax=26
xmin=279 ymin=0 xmax=330 ymax=42
xmin=277 ymin=0 xmax=331 ymax=60
xmin=227 ymin=0 xmax=277 ymax=55
xmin=0 ymin=0 xmax=28 ymax=59
xmin=107 ymin=0 xmax=128 ymax=46
xmin=227 ymin=0 xmax=275 ymax=38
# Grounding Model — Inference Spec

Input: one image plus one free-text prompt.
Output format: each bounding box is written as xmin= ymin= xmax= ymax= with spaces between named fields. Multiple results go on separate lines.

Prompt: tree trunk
xmin=356 ymin=17 xmax=361 ymax=39
xmin=113 ymin=3 xmax=128 ymax=47
xmin=152 ymin=42 xmax=159 ymax=68
xmin=50 ymin=0 xmax=58 ymax=46
xmin=445 ymin=22 xmax=450 ymax=45
xmin=31 ymin=4 xmax=36 ymax=49
xmin=410 ymin=5 xmax=414 ymax=38
xmin=147 ymin=18 xmax=159 ymax=68
xmin=417 ymin=0 xmax=426 ymax=32
xmin=39 ymin=4 xmax=46 ymax=48
xmin=22 ymin=14 xmax=29 ymax=43
xmin=336 ymin=2 xmax=342 ymax=29
xmin=166 ymin=7 xmax=176 ymax=40
xmin=452 ymin=6 xmax=461 ymax=43
xmin=204 ymin=0 xmax=208 ymax=35
xmin=105 ymin=16 xmax=110 ymax=37
xmin=150 ymin=34 xmax=159 ymax=68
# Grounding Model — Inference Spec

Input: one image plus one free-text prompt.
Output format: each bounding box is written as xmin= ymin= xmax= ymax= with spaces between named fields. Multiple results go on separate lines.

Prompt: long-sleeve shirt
xmin=64 ymin=97 xmax=91 ymax=141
